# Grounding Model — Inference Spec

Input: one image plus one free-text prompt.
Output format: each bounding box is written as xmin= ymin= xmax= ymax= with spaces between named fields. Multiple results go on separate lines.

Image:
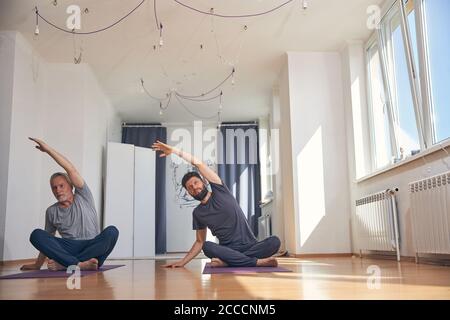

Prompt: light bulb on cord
xmin=302 ymin=0 xmax=308 ymax=10
xmin=217 ymin=111 xmax=221 ymax=129
xmin=159 ymin=23 xmax=164 ymax=47
xmin=231 ymin=68 xmax=235 ymax=86
xmin=140 ymin=78 xmax=145 ymax=93
xmin=34 ymin=7 xmax=40 ymax=36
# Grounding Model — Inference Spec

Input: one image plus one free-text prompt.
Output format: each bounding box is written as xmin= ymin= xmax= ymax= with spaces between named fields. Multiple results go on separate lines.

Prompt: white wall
xmin=258 ymin=115 xmax=271 ymax=199
xmin=38 ymin=63 xmax=85 ymax=226
xmin=4 ymin=32 xmax=47 ymax=260
xmin=275 ymin=60 xmax=297 ymax=253
xmin=0 ymin=32 xmax=16 ymax=259
xmin=340 ymin=42 xmax=372 ymax=254
xmin=164 ymin=122 xmax=217 ymax=252
xmin=274 ymin=52 xmax=352 ymax=255
xmin=0 ymin=31 xmax=121 ymax=261
xmin=82 ymin=65 xmax=122 ymax=226
xmin=269 ymin=86 xmax=286 ymax=251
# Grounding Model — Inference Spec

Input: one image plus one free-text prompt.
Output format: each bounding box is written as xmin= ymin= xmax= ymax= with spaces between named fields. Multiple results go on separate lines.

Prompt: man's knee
xmin=29 ymin=229 xmax=48 ymax=245
xmin=202 ymin=241 xmax=215 ymax=257
xmin=103 ymin=226 xmax=119 ymax=240
xmin=269 ymin=236 xmax=281 ymax=251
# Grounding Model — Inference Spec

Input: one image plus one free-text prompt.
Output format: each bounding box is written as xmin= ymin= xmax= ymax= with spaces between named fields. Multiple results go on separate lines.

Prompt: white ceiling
xmin=0 ymin=0 xmax=383 ymax=123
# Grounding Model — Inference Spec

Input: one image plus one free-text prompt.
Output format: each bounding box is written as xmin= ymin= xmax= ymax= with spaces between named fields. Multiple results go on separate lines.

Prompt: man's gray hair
xmin=50 ymin=172 xmax=74 ymax=189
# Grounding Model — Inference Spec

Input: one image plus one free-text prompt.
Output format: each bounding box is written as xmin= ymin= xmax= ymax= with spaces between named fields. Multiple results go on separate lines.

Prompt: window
xmin=388 ymin=4 xmax=421 ymax=157
xmin=367 ymin=42 xmax=393 ymax=168
xmin=363 ymin=0 xmax=449 ymax=174
xmin=406 ymin=2 xmax=420 ymax=76
xmin=365 ymin=0 xmax=424 ymax=172
xmin=423 ymin=0 xmax=450 ymax=142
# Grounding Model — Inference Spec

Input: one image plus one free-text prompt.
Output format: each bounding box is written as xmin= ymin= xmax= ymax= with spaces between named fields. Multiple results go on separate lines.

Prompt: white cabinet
xmin=104 ymin=142 xmax=156 ymax=259
xmin=133 ymin=146 xmax=156 ymax=258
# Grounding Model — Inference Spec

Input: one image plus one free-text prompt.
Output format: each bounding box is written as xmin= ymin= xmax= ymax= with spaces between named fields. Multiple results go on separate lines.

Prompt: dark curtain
xmin=122 ymin=124 xmax=167 ymax=254
xmin=217 ymin=123 xmax=262 ymax=236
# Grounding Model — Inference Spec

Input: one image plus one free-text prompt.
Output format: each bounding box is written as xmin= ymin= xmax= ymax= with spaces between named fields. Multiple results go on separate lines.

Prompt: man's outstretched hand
xmin=152 ymin=140 xmax=174 ymax=158
xmin=29 ymin=137 xmax=51 ymax=153
xmin=161 ymin=260 xmax=185 ymax=268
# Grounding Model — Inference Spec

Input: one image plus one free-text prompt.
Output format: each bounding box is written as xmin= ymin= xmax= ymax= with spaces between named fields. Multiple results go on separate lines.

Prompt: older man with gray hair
xmin=21 ymin=138 xmax=119 ymax=271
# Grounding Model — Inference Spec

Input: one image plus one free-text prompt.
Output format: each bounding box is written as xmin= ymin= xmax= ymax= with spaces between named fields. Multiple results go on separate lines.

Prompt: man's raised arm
xmin=29 ymin=137 xmax=84 ymax=188
xmin=151 ymin=140 xmax=221 ymax=185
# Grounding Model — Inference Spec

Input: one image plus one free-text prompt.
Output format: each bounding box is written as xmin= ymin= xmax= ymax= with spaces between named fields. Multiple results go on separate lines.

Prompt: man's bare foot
xmin=210 ymin=258 xmax=228 ymax=268
xmin=256 ymin=257 xmax=278 ymax=267
xmin=78 ymin=258 xmax=98 ymax=271
xmin=47 ymin=259 xmax=66 ymax=271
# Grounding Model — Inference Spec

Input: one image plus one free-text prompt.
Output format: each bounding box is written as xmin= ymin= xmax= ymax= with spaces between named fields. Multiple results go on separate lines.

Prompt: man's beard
xmin=57 ymin=194 xmax=69 ymax=203
xmin=193 ymin=186 xmax=208 ymax=201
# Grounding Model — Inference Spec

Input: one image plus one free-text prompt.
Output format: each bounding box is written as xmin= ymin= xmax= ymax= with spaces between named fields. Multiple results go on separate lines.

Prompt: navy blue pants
xmin=29 ymin=226 xmax=119 ymax=268
xmin=202 ymin=236 xmax=281 ymax=267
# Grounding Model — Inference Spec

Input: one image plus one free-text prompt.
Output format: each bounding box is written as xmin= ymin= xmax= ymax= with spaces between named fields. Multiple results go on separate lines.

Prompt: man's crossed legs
xmin=202 ymin=236 xmax=281 ymax=268
xmin=29 ymin=226 xmax=119 ymax=271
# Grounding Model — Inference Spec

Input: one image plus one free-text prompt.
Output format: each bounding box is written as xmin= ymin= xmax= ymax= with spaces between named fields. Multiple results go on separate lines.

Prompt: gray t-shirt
xmin=45 ymin=183 xmax=100 ymax=240
xmin=192 ymin=180 xmax=257 ymax=248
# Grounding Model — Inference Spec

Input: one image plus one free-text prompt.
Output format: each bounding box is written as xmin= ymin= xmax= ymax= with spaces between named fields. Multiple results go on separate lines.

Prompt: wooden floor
xmin=1 ymin=256 xmax=449 ymax=299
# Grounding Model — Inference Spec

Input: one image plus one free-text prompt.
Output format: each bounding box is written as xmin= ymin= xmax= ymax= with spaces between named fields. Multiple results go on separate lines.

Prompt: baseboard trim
xmin=0 ymin=258 xmax=35 ymax=266
xmin=291 ymin=253 xmax=353 ymax=258
xmin=354 ymin=252 xmax=450 ymax=265
xmin=356 ymin=252 xmax=415 ymax=262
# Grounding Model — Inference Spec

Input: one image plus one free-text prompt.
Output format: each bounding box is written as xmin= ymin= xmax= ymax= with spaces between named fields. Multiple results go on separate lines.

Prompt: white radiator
xmin=258 ymin=199 xmax=273 ymax=241
xmin=355 ymin=189 xmax=400 ymax=261
xmin=410 ymin=172 xmax=450 ymax=259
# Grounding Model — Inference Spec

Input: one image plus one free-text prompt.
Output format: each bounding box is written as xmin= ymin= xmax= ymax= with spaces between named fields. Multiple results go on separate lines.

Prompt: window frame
xmin=365 ymin=36 xmax=395 ymax=170
xmin=381 ymin=0 xmax=424 ymax=154
xmin=363 ymin=0 xmax=448 ymax=173
xmin=398 ymin=0 xmax=426 ymax=150
xmin=414 ymin=0 xmax=450 ymax=145
xmin=414 ymin=0 xmax=434 ymax=146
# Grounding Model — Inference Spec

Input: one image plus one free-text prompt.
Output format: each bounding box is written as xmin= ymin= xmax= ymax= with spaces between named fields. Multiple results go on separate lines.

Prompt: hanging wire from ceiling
xmin=178 ymin=91 xmax=223 ymax=102
xmin=34 ymin=0 xmax=146 ymax=35
xmin=175 ymin=68 xmax=235 ymax=99
xmin=33 ymin=0 xmax=308 ymax=120
xmin=141 ymin=68 xmax=230 ymax=119
xmin=152 ymin=0 xmax=306 ymax=48
xmin=172 ymin=0 xmax=298 ymax=18
xmin=35 ymin=0 xmax=306 ymax=36
xmin=140 ymin=78 xmax=169 ymax=102
xmin=153 ymin=0 xmax=164 ymax=47
xmin=34 ymin=0 xmax=308 ymax=44
xmin=72 ymin=32 xmax=83 ymax=64
xmin=174 ymin=94 xmax=221 ymax=120
xmin=141 ymin=68 xmax=233 ymax=101
xmin=34 ymin=0 xmax=304 ymax=67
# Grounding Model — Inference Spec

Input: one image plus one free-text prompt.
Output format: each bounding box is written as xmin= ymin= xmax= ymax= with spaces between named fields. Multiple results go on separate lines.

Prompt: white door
xmin=104 ymin=142 xmax=135 ymax=259
xmin=134 ymin=146 xmax=156 ymax=258
xmin=104 ymin=143 xmax=157 ymax=259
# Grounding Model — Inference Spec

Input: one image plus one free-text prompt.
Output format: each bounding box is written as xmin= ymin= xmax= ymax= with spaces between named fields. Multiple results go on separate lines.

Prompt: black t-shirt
xmin=192 ymin=180 xmax=257 ymax=247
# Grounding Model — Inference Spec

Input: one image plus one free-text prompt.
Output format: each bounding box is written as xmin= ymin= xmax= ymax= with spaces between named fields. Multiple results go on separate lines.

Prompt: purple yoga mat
xmin=202 ymin=263 xmax=292 ymax=274
xmin=0 ymin=264 xmax=125 ymax=280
